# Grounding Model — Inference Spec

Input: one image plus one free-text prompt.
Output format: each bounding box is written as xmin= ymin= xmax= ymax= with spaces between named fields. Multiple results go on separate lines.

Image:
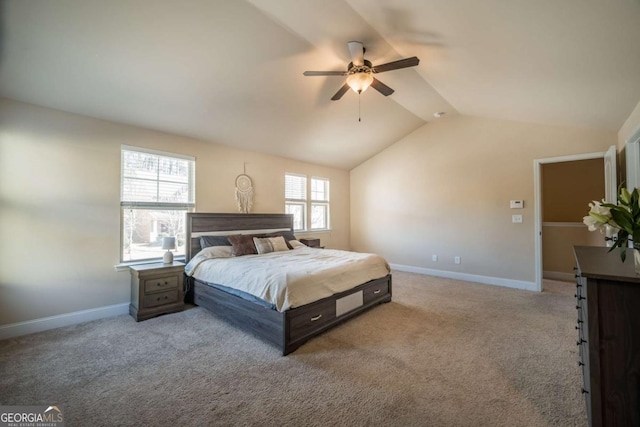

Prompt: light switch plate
xmin=512 ymin=214 xmax=523 ymax=223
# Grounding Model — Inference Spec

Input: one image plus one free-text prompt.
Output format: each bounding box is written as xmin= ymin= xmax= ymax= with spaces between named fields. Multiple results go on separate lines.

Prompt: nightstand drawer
xmin=144 ymin=289 xmax=179 ymax=308
xmin=144 ymin=276 xmax=179 ymax=293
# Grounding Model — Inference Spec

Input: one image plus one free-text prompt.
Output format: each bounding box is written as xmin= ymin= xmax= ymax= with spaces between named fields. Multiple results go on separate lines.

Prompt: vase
xmin=634 ymin=249 xmax=640 ymax=275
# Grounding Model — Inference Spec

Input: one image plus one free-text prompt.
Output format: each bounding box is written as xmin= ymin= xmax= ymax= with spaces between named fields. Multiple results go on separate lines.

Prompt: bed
xmin=184 ymin=213 xmax=392 ymax=355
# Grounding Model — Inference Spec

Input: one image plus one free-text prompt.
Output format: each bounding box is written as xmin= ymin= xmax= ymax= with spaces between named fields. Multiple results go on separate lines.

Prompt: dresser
xmin=129 ymin=261 xmax=185 ymax=321
xmin=573 ymin=246 xmax=640 ymax=427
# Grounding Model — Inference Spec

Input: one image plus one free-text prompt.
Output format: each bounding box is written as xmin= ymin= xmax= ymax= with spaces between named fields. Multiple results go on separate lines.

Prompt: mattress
xmin=185 ymin=246 xmax=390 ymax=311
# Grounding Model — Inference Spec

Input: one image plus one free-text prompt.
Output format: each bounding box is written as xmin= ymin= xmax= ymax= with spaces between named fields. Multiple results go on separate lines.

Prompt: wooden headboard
xmin=185 ymin=213 xmax=294 ymax=262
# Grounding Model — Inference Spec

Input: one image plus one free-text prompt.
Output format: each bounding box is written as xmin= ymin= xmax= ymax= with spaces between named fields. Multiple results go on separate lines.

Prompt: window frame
xmin=120 ymin=145 xmax=195 ymax=264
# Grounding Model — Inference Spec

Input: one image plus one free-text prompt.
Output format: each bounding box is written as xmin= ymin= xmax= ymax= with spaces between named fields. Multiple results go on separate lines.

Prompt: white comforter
xmin=185 ymin=247 xmax=390 ymax=312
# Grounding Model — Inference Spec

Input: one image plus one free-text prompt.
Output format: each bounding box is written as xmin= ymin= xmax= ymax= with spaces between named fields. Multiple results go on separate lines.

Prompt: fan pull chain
xmin=358 ymin=93 xmax=362 ymax=122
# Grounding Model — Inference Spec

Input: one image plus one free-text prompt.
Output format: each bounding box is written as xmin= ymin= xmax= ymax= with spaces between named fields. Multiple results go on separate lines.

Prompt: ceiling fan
xmin=303 ymin=41 xmax=420 ymax=101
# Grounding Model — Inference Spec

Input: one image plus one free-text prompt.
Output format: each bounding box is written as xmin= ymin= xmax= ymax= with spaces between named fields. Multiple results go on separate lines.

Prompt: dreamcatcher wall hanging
xmin=235 ymin=167 xmax=254 ymax=214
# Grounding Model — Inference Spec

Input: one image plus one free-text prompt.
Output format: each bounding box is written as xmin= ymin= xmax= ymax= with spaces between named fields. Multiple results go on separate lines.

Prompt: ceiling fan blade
xmin=331 ymin=83 xmax=350 ymax=101
xmin=373 ymin=56 xmax=420 ymax=73
xmin=347 ymin=41 xmax=365 ymax=66
xmin=303 ymin=71 xmax=347 ymax=76
xmin=370 ymin=77 xmax=394 ymax=96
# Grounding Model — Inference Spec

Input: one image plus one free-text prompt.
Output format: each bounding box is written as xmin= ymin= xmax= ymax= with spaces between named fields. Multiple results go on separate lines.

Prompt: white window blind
xmin=121 ymin=146 xmax=195 ymax=208
xmin=285 ymin=173 xmax=306 ymax=201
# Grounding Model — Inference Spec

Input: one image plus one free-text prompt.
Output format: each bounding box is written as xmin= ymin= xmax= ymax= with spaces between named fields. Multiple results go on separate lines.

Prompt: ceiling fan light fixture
xmin=346 ymin=72 xmax=373 ymax=94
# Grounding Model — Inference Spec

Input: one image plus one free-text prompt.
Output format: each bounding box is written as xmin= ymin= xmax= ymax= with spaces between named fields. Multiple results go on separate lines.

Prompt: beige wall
xmin=350 ymin=114 xmax=616 ymax=283
xmin=542 ymin=226 xmax=603 ymax=275
xmin=0 ymin=99 xmax=349 ymax=326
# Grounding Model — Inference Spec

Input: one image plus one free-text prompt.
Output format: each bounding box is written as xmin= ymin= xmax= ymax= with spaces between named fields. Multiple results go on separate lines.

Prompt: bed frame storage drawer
xmin=288 ymin=299 xmax=336 ymax=342
xmin=362 ymin=277 xmax=390 ymax=304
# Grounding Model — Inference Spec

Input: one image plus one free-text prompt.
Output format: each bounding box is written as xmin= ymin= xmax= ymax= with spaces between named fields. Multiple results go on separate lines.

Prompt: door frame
xmin=533 ymin=151 xmax=610 ymax=292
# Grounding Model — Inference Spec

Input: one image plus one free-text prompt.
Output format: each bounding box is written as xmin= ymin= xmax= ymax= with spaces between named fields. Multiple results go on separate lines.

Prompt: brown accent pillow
xmin=227 ymin=234 xmax=258 ymax=256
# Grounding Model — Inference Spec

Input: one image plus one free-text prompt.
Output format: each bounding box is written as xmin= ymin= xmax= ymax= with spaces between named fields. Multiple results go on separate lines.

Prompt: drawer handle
xmin=373 ymin=289 xmax=381 ymax=294
xmin=578 ymin=361 xmax=584 ymax=367
xmin=581 ymin=388 xmax=589 ymax=394
xmin=576 ymin=339 xmax=587 ymax=346
xmin=310 ymin=314 xmax=322 ymax=322
xmin=157 ymin=296 xmax=169 ymax=301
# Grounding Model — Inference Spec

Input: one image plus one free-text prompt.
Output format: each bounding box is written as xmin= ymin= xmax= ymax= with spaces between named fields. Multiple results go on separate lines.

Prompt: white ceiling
xmin=1 ymin=0 xmax=640 ymax=169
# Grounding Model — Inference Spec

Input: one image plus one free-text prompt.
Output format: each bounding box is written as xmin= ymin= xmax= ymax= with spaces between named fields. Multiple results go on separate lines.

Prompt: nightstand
xmin=300 ymin=238 xmax=323 ymax=248
xmin=129 ymin=261 xmax=185 ymax=321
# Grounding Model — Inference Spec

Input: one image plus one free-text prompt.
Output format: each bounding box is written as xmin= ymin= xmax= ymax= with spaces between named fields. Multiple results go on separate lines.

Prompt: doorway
xmin=533 ymin=146 xmax=617 ymax=291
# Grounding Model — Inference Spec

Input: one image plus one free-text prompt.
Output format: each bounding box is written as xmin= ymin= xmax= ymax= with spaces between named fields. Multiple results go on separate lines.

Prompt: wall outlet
xmin=432 ymin=254 xmax=438 ymax=262
xmin=454 ymin=256 xmax=461 ymax=264
xmin=512 ymin=214 xmax=523 ymax=223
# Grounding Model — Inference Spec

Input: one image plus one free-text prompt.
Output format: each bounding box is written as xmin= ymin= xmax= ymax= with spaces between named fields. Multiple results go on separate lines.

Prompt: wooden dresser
xmin=130 ymin=261 xmax=185 ymax=321
xmin=573 ymin=246 xmax=640 ymax=427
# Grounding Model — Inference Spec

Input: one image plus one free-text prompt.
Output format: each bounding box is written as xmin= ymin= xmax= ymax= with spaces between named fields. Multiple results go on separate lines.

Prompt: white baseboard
xmin=543 ymin=270 xmax=575 ymax=282
xmin=0 ymin=303 xmax=130 ymax=341
xmin=390 ymin=263 xmax=538 ymax=292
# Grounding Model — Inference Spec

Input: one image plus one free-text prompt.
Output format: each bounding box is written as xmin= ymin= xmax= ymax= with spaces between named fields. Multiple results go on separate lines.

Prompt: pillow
xmin=289 ymin=239 xmax=307 ymax=249
xmin=227 ymin=234 xmax=258 ymax=256
xmin=198 ymin=246 xmax=233 ymax=258
xmin=266 ymin=231 xmax=297 ymax=249
xmin=200 ymin=235 xmax=232 ymax=249
xmin=268 ymin=236 xmax=289 ymax=252
xmin=253 ymin=237 xmax=274 ymax=255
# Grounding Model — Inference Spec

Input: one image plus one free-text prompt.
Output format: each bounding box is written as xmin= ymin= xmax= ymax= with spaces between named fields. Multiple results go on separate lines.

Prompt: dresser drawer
xmin=144 ymin=275 xmax=179 ymax=293
xmin=362 ymin=277 xmax=390 ymax=304
xmin=289 ymin=299 xmax=336 ymax=342
xmin=144 ymin=289 xmax=179 ymax=308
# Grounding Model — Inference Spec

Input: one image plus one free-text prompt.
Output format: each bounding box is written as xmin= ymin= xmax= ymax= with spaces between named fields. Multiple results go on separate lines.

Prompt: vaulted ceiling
xmin=2 ymin=0 xmax=640 ymax=169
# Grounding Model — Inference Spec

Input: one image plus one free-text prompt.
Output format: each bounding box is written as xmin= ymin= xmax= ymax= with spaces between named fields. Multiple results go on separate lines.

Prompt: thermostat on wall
xmin=510 ymin=200 xmax=524 ymax=209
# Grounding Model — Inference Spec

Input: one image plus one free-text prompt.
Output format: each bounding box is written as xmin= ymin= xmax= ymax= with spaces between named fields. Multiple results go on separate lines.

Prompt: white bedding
xmin=185 ymin=247 xmax=390 ymax=312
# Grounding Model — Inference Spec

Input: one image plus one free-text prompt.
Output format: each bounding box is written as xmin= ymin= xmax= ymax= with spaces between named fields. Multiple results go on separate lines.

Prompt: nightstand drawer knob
xmin=373 ymin=289 xmax=381 ymax=294
xmin=157 ymin=295 xmax=169 ymax=301
xmin=310 ymin=314 xmax=322 ymax=322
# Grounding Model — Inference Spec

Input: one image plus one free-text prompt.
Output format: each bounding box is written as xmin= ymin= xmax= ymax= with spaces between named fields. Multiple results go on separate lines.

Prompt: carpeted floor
xmin=0 ymin=271 xmax=586 ymax=426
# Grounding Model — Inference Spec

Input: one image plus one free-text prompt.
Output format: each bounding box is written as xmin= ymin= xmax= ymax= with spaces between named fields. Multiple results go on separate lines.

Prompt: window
xmin=121 ymin=146 xmax=195 ymax=262
xmin=285 ymin=173 xmax=306 ymax=231
xmin=310 ymin=177 xmax=330 ymax=230
xmin=285 ymin=173 xmax=330 ymax=231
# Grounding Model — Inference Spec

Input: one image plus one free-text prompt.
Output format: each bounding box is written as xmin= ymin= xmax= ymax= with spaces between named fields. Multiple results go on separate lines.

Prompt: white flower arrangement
xmin=583 ymin=187 xmax=640 ymax=262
